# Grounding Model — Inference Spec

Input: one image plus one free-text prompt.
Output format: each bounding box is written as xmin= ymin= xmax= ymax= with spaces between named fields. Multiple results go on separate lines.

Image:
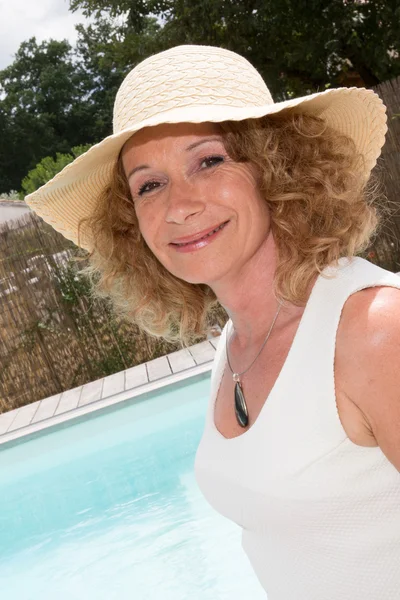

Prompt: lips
xmin=170 ymin=221 xmax=229 ymax=247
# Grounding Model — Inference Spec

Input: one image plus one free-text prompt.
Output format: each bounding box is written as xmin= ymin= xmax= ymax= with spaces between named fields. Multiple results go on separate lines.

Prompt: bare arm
xmin=336 ymin=286 xmax=400 ymax=472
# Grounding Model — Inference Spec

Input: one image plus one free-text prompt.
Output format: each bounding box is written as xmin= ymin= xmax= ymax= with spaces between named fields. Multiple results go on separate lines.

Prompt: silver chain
xmin=226 ymin=300 xmax=283 ymax=379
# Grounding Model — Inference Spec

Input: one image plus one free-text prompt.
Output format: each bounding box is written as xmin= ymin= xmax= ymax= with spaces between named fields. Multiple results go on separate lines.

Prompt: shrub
xmin=21 ymin=144 xmax=91 ymax=197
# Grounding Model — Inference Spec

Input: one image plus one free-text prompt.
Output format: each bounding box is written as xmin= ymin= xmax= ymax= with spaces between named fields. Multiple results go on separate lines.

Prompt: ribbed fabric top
xmin=195 ymin=257 xmax=400 ymax=600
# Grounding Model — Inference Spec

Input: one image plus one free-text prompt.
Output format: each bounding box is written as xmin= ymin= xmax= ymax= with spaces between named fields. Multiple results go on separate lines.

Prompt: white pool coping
xmin=0 ymin=338 xmax=219 ymax=447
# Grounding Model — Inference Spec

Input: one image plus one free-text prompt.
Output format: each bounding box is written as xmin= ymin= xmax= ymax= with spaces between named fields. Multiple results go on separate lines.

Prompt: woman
xmin=26 ymin=45 xmax=400 ymax=599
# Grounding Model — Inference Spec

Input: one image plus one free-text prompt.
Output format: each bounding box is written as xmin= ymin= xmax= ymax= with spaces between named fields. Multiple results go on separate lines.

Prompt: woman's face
xmin=121 ymin=122 xmax=271 ymax=286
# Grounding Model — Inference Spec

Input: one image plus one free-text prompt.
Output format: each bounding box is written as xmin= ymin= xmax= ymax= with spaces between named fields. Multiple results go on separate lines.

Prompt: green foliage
xmin=52 ymin=259 xmax=93 ymax=306
xmin=21 ymin=145 xmax=91 ymax=196
xmin=0 ymin=38 xmax=105 ymax=193
xmin=71 ymin=0 xmax=400 ymax=98
xmin=0 ymin=190 xmax=20 ymax=201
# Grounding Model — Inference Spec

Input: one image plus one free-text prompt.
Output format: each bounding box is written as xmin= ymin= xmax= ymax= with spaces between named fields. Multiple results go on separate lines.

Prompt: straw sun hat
xmin=25 ymin=44 xmax=387 ymax=251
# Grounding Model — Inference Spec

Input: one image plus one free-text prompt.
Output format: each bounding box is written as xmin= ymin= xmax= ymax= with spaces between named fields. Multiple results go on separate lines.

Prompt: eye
xmin=200 ymin=155 xmax=225 ymax=169
xmin=138 ymin=180 xmax=161 ymax=196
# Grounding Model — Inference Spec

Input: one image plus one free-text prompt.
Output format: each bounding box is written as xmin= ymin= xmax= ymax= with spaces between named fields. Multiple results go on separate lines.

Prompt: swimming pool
xmin=0 ymin=372 xmax=265 ymax=599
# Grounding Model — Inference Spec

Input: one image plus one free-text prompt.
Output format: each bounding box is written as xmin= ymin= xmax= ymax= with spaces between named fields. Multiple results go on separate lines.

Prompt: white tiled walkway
xmin=0 ymin=338 xmax=220 ymax=445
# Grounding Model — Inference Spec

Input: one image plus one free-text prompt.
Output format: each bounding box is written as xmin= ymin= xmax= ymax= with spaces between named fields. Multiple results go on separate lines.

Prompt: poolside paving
xmin=7 ymin=401 xmax=41 ymax=431
xmin=124 ymin=363 xmax=148 ymax=390
xmin=147 ymin=355 xmax=172 ymax=381
xmin=32 ymin=394 xmax=62 ymax=423
xmin=102 ymin=371 xmax=125 ymax=398
xmin=79 ymin=379 xmax=104 ymax=407
xmin=188 ymin=340 xmax=217 ymax=364
xmin=55 ymin=386 xmax=83 ymax=415
xmin=0 ymin=336 xmax=220 ymax=444
xmin=167 ymin=348 xmax=196 ymax=373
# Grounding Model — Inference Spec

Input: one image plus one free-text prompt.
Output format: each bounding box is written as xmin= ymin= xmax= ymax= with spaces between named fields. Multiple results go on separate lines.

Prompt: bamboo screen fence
xmin=368 ymin=77 xmax=400 ymax=270
xmin=0 ymin=77 xmax=399 ymax=413
xmin=0 ymin=216 xmax=182 ymax=412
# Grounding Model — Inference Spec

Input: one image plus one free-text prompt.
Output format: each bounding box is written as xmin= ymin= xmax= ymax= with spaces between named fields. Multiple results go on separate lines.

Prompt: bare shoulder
xmin=336 ymin=284 xmax=400 ymax=471
xmin=336 ymin=284 xmax=400 ymax=402
xmin=339 ymin=284 xmax=400 ymax=334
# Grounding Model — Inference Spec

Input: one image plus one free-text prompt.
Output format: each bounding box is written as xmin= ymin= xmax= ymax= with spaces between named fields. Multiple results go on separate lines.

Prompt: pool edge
xmin=0 ymin=361 xmax=213 ymax=447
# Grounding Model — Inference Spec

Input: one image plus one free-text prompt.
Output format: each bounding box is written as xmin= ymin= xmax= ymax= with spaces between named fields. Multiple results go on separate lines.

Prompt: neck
xmin=210 ymin=233 xmax=291 ymax=347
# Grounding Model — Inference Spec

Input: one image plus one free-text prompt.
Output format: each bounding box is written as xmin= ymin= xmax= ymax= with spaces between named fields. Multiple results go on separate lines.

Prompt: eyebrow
xmin=127 ymin=164 xmax=150 ymax=180
xmin=126 ymin=136 xmax=224 ymax=181
xmin=185 ymin=136 xmax=224 ymax=152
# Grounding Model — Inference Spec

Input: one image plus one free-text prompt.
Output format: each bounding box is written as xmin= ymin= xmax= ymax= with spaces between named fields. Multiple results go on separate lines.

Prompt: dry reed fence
xmin=0 ymin=77 xmax=399 ymax=414
xmin=368 ymin=77 xmax=400 ymax=270
xmin=0 ymin=214 xmax=182 ymax=413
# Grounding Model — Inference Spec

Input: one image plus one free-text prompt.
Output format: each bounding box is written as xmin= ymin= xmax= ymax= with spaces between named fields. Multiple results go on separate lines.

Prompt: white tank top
xmin=195 ymin=257 xmax=400 ymax=600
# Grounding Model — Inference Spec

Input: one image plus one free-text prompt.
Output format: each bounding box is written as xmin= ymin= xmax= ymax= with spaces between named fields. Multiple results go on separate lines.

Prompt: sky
xmin=0 ymin=0 xmax=89 ymax=70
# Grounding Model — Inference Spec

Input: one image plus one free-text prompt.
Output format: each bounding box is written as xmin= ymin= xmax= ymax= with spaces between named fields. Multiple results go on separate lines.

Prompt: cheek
xmin=215 ymin=164 xmax=261 ymax=197
xmin=135 ymin=208 xmax=158 ymax=249
xmin=136 ymin=211 xmax=172 ymax=267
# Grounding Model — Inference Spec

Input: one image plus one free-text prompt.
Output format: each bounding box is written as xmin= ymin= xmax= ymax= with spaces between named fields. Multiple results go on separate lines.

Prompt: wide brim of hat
xmin=25 ymin=86 xmax=387 ymax=251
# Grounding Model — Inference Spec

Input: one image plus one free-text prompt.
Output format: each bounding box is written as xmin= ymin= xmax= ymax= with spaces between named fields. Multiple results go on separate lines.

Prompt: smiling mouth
xmin=170 ymin=221 xmax=229 ymax=247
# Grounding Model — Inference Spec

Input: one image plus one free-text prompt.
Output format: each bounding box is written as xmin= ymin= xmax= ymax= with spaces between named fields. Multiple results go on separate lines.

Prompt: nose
xmin=165 ymin=180 xmax=205 ymax=224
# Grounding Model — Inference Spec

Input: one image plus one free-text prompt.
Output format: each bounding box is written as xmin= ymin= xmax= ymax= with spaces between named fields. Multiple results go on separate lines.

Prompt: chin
xmin=172 ymin=272 xmax=209 ymax=285
xmin=173 ymin=267 xmax=227 ymax=287
xmin=160 ymin=254 xmax=230 ymax=286
xmin=162 ymin=264 xmax=211 ymax=285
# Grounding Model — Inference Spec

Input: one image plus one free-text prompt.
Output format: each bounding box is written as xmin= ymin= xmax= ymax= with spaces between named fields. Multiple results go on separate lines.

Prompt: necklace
xmin=226 ymin=300 xmax=283 ymax=428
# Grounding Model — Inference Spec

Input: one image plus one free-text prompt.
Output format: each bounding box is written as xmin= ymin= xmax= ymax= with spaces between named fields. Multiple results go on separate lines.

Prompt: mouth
xmin=170 ymin=221 xmax=229 ymax=247
xmin=169 ymin=221 xmax=230 ymax=253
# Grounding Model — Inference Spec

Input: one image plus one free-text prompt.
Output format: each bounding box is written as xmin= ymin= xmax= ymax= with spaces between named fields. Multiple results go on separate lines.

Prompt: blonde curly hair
xmin=77 ymin=110 xmax=381 ymax=344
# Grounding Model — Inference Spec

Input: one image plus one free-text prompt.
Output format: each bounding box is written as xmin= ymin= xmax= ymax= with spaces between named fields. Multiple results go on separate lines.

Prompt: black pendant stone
xmin=234 ymin=380 xmax=249 ymax=428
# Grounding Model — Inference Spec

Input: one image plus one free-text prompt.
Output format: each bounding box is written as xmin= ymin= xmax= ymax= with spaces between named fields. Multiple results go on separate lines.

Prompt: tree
xmin=0 ymin=39 xmax=105 ymax=193
xmin=70 ymin=0 xmax=400 ymax=98
xmin=74 ymin=15 xmax=162 ymax=136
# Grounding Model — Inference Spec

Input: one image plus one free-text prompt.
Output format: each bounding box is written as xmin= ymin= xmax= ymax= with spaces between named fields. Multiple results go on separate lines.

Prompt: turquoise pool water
xmin=0 ymin=373 xmax=265 ymax=599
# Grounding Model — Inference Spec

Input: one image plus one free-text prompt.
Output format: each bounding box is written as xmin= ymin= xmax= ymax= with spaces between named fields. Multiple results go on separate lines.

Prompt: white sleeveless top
xmin=195 ymin=257 xmax=400 ymax=600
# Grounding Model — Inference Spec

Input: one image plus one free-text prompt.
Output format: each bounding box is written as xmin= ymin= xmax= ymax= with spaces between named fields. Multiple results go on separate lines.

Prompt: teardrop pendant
xmin=234 ymin=380 xmax=249 ymax=428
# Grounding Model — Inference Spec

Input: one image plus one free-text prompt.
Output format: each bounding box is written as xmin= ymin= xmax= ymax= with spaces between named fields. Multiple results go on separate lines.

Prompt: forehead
xmin=122 ymin=121 xmax=222 ymax=156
